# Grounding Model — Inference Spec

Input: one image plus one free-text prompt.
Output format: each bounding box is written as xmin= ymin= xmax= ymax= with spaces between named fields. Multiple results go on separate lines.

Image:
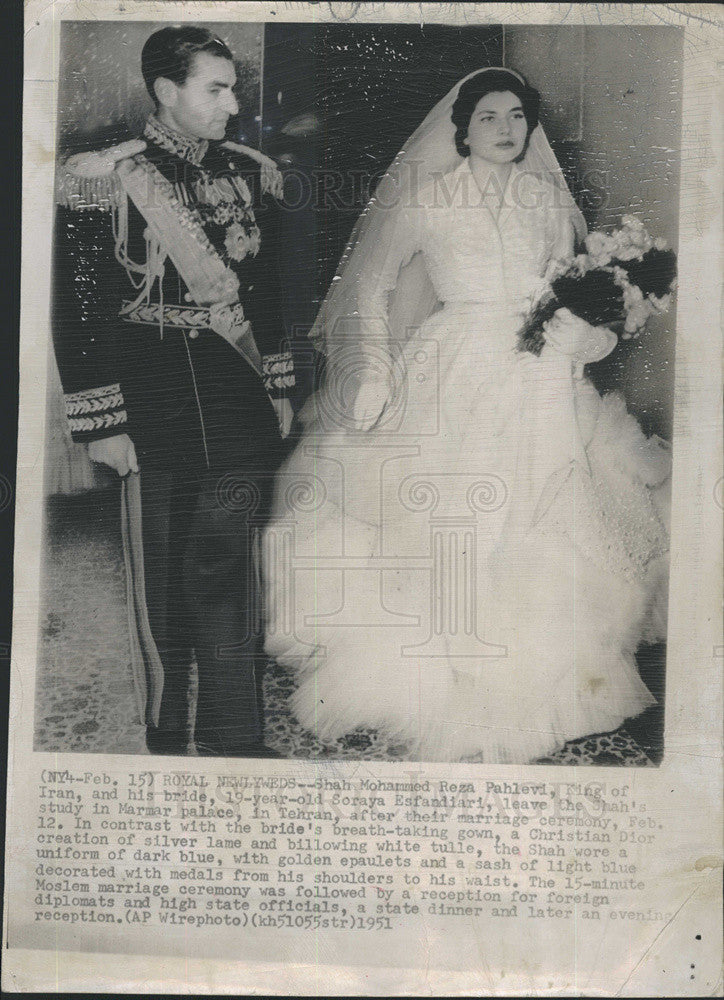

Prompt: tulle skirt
xmin=263 ymin=304 xmax=670 ymax=763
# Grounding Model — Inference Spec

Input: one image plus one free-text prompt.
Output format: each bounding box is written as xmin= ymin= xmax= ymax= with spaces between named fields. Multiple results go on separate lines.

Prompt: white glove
xmin=543 ymin=307 xmax=617 ymax=366
xmin=271 ymin=397 xmax=294 ymax=439
xmin=88 ymin=433 xmax=139 ymax=477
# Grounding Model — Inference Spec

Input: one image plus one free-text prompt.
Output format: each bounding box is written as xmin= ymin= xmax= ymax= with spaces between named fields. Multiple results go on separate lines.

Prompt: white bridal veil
xmin=308 ymin=66 xmax=587 ymax=372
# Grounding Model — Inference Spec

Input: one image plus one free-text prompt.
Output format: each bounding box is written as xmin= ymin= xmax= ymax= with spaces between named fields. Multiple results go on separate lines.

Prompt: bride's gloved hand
xmin=542 ymin=307 xmax=617 ymax=377
xmin=352 ymin=372 xmax=394 ymax=431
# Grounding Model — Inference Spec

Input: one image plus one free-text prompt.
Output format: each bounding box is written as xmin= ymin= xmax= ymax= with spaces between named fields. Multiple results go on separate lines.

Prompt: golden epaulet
xmin=55 ymin=139 xmax=146 ymax=212
xmin=223 ymin=141 xmax=284 ymax=200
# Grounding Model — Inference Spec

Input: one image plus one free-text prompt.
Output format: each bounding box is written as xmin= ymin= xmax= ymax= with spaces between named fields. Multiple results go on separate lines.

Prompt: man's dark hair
xmin=141 ymin=26 xmax=234 ymax=102
xmin=451 ymin=68 xmax=540 ymax=160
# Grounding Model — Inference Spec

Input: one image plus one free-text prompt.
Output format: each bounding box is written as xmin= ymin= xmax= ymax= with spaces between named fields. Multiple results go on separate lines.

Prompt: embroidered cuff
xmin=263 ymin=351 xmax=295 ymax=397
xmin=64 ymin=383 xmax=128 ymax=438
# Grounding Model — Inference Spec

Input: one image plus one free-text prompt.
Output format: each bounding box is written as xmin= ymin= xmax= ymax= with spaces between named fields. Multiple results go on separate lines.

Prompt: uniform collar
xmin=144 ymin=115 xmax=209 ymax=166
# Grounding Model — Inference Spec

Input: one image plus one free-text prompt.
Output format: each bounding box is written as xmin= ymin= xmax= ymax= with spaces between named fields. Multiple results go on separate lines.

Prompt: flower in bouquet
xmin=583 ymin=215 xmax=657 ymax=268
xmin=612 ymin=243 xmax=677 ymax=336
xmin=583 ymin=230 xmax=618 ymax=268
xmin=517 ymin=217 xmax=677 ymax=355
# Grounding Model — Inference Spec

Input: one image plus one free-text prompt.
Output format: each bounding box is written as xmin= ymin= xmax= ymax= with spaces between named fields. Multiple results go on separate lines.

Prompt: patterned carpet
xmin=34 ymin=488 xmax=664 ymax=765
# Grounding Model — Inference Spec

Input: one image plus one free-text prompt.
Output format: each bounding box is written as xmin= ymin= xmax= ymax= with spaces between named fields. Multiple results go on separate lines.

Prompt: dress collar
xmin=455 ymin=157 xmax=523 ymax=229
xmin=458 ymin=156 xmax=521 ymax=199
xmin=143 ymin=115 xmax=209 ymax=166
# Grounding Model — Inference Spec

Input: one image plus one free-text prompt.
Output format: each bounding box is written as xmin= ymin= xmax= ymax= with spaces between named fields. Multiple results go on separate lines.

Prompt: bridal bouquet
xmin=518 ymin=215 xmax=677 ymax=357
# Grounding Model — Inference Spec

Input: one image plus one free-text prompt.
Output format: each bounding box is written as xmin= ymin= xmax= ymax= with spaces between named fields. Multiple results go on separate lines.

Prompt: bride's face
xmin=464 ymin=90 xmax=528 ymax=164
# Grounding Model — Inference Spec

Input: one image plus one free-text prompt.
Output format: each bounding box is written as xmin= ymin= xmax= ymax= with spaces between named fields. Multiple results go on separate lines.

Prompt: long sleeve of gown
xmin=352 ymin=204 xmax=426 ymax=353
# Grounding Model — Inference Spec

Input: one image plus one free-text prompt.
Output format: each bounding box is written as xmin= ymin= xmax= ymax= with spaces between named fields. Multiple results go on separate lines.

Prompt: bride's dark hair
xmin=451 ymin=69 xmax=541 ymax=159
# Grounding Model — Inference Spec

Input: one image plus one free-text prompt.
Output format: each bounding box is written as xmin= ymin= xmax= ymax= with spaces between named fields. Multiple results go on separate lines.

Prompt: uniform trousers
xmin=138 ymin=451 xmax=280 ymax=755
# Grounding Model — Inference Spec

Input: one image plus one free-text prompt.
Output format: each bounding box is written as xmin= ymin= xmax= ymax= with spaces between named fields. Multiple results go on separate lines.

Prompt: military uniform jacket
xmin=53 ymin=116 xmax=294 ymax=469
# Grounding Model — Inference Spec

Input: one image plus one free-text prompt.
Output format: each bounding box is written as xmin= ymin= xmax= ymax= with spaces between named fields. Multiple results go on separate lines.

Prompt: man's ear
xmin=153 ymin=77 xmax=177 ymax=109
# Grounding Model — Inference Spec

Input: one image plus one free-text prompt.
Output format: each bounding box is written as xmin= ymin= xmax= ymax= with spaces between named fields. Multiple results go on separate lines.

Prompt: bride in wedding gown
xmin=263 ymin=68 xmax=671 ymax=764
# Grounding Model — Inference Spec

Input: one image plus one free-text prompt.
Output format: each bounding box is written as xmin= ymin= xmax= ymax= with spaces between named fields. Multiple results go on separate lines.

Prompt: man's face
xmin=160 ymin=51 xmax=239 ymax=141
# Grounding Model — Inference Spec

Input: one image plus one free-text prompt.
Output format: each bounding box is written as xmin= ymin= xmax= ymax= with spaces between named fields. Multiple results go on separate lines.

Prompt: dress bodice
xmin=363 ymin=158 xmax=577 ymax=328
xmin=421 ymin=161 xmax=566 ymax=312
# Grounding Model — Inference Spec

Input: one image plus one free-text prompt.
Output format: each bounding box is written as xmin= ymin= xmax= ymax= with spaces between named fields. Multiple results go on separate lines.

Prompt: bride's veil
xmin=302 ymin=66 xmax=586 ymax=426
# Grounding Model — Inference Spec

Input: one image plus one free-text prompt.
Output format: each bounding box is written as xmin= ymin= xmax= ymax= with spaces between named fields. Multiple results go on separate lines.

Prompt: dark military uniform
xmin=52 ymin=116 xmax=294 ymax=755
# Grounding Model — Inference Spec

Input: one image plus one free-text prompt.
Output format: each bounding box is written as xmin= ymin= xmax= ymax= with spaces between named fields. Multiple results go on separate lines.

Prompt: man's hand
xmin=88 ymin=434 xmax=139 ymax=477
xmin=271 ymin=397 xmax=294 ymax=439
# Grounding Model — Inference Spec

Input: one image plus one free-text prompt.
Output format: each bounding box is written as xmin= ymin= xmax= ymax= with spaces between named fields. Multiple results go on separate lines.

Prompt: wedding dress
xmin=263 ymin=72 xmax=670 ymax=764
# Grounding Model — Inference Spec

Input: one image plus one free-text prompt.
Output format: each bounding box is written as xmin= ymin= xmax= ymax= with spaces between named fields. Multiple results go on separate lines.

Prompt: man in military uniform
xmin=52 ymin=26 xmax=295 ymax=757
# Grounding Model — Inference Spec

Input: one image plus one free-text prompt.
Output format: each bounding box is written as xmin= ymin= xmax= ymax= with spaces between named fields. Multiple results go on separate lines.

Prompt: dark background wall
xmin=57 ymin=21 xmax=263 ymax=154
